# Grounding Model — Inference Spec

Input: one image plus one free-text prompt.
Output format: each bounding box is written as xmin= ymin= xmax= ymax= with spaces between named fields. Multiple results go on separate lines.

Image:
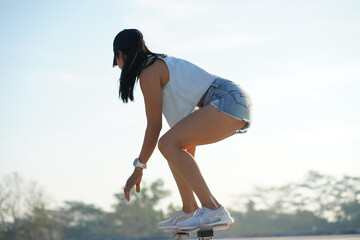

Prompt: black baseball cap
xmin=112 ymin=29 xmax=143 ymax=67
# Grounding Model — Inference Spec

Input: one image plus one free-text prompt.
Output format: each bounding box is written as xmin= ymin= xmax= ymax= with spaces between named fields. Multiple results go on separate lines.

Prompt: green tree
xmin=338 ymin=200 xmax=360 ymax=229
xmin=111 ymin=179 xmax=170 ymax=237
xmin=0 ymin=173 xmax=53 ymax=240
xmin=51 ymin=201 xmax=113 ymax=239
xmin=230 ymin=171 xmax=360 ymax=235
xmin=236 ymin=171 xmax=360 ymax=220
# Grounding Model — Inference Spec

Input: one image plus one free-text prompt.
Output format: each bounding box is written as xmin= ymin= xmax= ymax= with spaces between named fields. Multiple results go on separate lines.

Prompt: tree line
xmin=0 ymin=171 xmax=359 ymax=240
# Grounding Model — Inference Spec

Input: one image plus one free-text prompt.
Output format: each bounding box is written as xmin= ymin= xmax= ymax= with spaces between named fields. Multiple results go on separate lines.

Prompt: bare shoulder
xmin=139 ymin=58 xmax=169 ymax=88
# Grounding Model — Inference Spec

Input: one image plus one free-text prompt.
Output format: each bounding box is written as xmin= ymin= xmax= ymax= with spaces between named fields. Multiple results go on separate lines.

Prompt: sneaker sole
xmin=199 ymin=217 xmax=234 ymax=228
xmin=175 ymin=216 xmax=234 ymax=231
xmin=200 ymin=223 xmax=229 ymax=230
xmin=159 ymin=226 xmax=177 ymax=231
xmin=169 ymin=224 xmax=230 ymax=233
xmin=163 ymin=227 xmax=199 ymax=233
xmin=175 ymin=219 xmax=234 ymax=232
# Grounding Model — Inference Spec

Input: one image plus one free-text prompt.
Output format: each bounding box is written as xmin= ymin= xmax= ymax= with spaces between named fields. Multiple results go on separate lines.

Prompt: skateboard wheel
xmin=197 ymin=229 xmax=213 ymax=239
xmin=173 ymin=232 xmax=190 ymax=240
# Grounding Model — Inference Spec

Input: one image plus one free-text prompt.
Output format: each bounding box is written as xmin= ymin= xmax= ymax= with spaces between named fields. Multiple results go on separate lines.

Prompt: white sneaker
xmin=176 ymin=206 xmax=234 ymax=230
xmin=157 ymin=209 xmax=197 ymax=230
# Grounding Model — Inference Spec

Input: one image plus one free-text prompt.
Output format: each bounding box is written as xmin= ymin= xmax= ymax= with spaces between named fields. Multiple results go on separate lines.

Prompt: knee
xmin=158 ymin=135 xmax=171 ymax=157
xmin=158 ymin=134 xmax=180 ymax=158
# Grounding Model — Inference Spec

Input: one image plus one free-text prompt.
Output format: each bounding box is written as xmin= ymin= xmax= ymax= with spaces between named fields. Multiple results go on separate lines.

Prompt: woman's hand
xmin=124 ymin=168 xmax=143 ymax=202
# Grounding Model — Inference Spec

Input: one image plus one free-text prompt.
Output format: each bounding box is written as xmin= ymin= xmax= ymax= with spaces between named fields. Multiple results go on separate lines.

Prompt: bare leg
xmin=158 ymin=105 xmax=246 ymax=210
xmin=168 ymin=146 xmax=223 ymax=212
xmin=168 ymin=161 xmax=199 ymax=213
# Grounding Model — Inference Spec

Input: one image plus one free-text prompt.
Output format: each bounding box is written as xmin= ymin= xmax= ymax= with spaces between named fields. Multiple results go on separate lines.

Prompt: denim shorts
xmin=200 ymin=78 xmax=253 ymax=134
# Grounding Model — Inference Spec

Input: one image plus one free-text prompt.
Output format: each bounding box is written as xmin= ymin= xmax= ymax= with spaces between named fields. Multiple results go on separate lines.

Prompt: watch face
xmin=133 ymin=158 xmax=138 ymax=166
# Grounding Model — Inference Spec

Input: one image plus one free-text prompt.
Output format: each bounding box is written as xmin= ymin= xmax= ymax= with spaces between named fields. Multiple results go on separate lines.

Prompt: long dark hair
xmin=116 ymin=32 xmax=165 ymax=103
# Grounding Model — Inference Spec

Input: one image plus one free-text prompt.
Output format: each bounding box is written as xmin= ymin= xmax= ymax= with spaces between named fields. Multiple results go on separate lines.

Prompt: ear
xmin=117 ymin=51 xmax=127 ymax=62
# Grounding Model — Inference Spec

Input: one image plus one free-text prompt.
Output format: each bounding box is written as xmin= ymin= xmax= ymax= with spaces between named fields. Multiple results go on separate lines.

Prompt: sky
xmin=0 ymin=0 xmax=359 ymax=212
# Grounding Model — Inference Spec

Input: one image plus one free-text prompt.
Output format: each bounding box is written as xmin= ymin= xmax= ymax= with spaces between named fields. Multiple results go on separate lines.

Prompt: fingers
xmin=124 ymin=179 xmax=135 ymax=201
xmin=124 ymin=173 xmax=142 ymax=201
xmin=124 ymin=181 xmax=140 ymax=201
xmin=124 ymin=185 xmax=132 ymax=202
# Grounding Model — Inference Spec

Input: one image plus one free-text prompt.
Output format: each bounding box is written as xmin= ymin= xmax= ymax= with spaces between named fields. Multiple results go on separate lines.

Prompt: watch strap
xmin=134 ymin=158 xmax=147 ymax=169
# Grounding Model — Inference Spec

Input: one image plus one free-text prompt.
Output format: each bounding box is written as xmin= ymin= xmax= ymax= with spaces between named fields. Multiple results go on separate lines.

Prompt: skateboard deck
xmin=163 ymin=223 xmax=229 ymax=233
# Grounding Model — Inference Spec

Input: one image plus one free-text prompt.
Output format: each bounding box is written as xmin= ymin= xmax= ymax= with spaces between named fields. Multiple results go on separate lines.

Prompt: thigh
xmin=162 ymin=105 xmax=246 ymax=149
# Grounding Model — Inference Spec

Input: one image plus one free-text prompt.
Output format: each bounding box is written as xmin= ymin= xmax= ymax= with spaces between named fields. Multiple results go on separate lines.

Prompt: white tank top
xmin=159 ymin=55 xmax=217 ymax=127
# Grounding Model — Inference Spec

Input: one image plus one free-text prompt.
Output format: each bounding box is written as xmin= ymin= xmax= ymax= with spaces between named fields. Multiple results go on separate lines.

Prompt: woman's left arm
xmin=124 ymin=65 xmax=163 ymax=201
xmin=138 ymin=65 xmax=163 ymax=165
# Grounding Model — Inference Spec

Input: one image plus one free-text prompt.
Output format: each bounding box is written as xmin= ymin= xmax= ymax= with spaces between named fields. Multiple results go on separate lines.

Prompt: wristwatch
xmin=133 ymin=158 xmax=147 ymax=169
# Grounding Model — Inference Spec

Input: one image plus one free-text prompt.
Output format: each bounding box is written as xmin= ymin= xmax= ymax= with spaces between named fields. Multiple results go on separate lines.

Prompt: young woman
xmin=113 ymin=29 xmax=252 ymax=231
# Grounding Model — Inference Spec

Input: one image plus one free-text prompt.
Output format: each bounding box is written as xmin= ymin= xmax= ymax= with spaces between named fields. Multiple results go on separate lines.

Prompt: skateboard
xmin=163 ymin=224 xmax=229 ymax=240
